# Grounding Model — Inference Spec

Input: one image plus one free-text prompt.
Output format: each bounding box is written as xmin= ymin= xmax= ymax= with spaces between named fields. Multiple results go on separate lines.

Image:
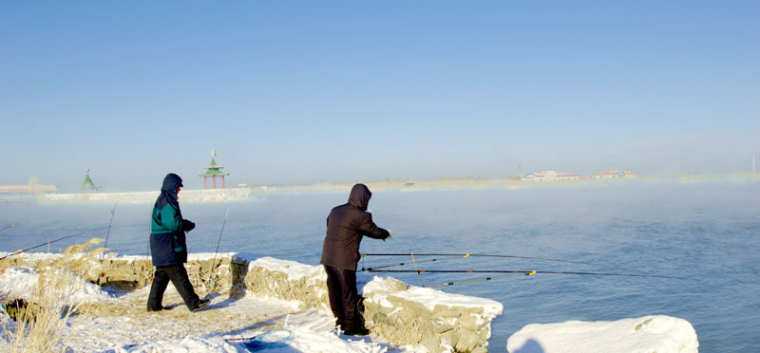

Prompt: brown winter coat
xmin=320 ymin=184 xmax=390 ymax=271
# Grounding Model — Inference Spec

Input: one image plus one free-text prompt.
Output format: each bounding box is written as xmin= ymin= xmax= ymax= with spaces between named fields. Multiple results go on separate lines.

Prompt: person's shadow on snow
xmin=335 ymin=333 xmax=403 ymax=353
xmin=238 ymin=340 xmax=296 ymax=352
xmin=201 ymin=292 xmax=232 ymax=311
xmin=511 ymin=338 xmax=545 ymax=353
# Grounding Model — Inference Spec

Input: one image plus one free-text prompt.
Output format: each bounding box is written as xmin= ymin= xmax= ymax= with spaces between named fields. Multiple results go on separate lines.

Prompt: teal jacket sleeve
xmin=158 ymin=204 xmax=182 ymax=232
xmin=151 ymin=204 xmax=184 ymax=234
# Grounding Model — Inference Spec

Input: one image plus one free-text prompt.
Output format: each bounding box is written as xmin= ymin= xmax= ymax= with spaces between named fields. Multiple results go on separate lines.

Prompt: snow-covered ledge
xmin=362 ymin=277 xmax=502 ymax=353
xmin=2 ymin=253 xmax=503 ymax=352
xmin=0 ymin=252 xmax=247 ymax=296
xmin=507 ymin=315 xmax=699 ymax=353
xmin=244 ymin=256 xmax=503 ymax=353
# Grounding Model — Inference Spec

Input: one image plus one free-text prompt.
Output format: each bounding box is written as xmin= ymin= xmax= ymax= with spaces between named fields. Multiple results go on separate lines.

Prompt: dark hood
xmin=155 ymin=173 xmax=183 ymax=212
xmin=348 ymin=183 xmax=371 ymax=211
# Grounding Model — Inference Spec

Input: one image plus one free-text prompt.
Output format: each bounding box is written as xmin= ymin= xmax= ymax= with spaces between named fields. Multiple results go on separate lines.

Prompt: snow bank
xmin=0 ymin=267 xmax=114 ymax=305
xmin=507 ymin=315 xmax=699 ymax=353
xmin=0 ymin=253 xmax=247 ymax=298
xmin=364 ymin=279 xmax=502 ymax=318
xmin=249 ymin=256 xmax=324 ymax=282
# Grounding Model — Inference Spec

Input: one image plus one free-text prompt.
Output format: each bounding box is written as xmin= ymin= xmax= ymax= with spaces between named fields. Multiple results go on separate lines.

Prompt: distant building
xmin=81 ymin=170 xmax=99 ymax=191
xmin=522 ymin=170 xmax=582 ymax=182
xmin=201 ymin=149 xmax=230 ymax=189
xmin=592 ymin=170 xmax=636 ymax=179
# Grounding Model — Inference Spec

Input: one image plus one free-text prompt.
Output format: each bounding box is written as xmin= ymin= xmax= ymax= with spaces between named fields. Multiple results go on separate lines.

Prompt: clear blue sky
xmin=2 ymin=1 xmax=758 ymax=190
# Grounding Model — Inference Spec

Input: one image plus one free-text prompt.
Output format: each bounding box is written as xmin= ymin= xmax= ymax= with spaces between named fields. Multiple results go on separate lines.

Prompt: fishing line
xmin=361 ymin=252 xmax=590 ymax=265
xmin=213 ymin=208 xmax=230 ymax=257
xmin=145 ymin=218 xmax=152 ymax=291
xmin=367 ymin=268 xmax=690 ymax=280
xmin=146 ymin=219 xmax=151 ymax=259
xmin=207 ymin=207 xmax=230 ymax=295
xmin=103 ymin=203 xmax=118 ymax=252
xmin=360 ymin=255 xmax=465 ymax=271
xmin=0 ymin=221 xmax=24 ymax=234
xmin=410 ymin=250 xmax=425 ymax=287
xmin=0 ymin=233 xmax=86 ymax=261
xmin=427 ymin=272 xmax=535 ymax=288
xmin=1 ymin=223 xmax=107 ymax=260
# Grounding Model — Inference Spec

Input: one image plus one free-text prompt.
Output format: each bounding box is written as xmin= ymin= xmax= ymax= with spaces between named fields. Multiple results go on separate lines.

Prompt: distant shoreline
xmin=251 ymin=172 xmax=760 ymax=194
xmin=1 ymin=173 xmax=758 ymax=203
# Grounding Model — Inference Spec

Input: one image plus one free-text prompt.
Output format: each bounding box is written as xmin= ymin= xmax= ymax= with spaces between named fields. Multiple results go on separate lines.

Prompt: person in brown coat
xmin=321 ymin=183 xmax=391 ymax=336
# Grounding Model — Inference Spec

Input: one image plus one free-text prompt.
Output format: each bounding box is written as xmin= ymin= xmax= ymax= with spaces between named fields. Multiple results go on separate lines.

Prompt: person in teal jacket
xmin=147 ymin=173 xmax=209 ymax=312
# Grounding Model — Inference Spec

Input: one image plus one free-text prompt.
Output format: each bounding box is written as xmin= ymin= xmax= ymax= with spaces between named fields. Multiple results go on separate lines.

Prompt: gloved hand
xmin=182 ymin=219 xmax=196 ymax=232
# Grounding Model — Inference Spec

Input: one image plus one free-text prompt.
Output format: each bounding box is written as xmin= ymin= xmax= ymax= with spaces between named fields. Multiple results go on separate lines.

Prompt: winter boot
xmin=190 ymin=298 xmax=210 ymax=312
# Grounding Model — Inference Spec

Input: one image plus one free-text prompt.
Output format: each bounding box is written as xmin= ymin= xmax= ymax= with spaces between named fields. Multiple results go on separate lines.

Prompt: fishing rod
xmin=360 ymin=252 xmax=590 ymax=265
xmin=103 ymin=203 xmax=118 ymax=251
xmin=213 ymin=208 xmax=229 ymax=258
xmin=366 ymin=269 xmax=690 ymax=280
xmin=0 ymin=233 xmax=84 ymax=261
xmin=0 ymin=221 xmax=24 ymax=234
xmin=144 ymin=219 xmax=152 ymax=290
xmin=206 ymin=208 xmax=230 ymax=295
xmin=361 ymin=256 xmax=452 ymax=271
xmin=409 ymin=251 xmax=425 ymax=287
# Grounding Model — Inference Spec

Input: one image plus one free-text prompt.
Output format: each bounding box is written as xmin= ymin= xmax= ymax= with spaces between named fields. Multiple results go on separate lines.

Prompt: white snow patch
xmin=0 ymin=266 xmax=114 ymax=304
xmin=0 ymin=267 xmax=38 ymax=298
xmin=241 ymin=310 xmax=395 ymax=353
xmin=249 ymin=257 xmax=325 ymax=281
xmin=363 ymin=277 xmax=502 ymax=319
xmin=507 ymin=315 xmax=699 ymax=353
xmin=0 ymin=252 xmax=68 ymax=261
xmin=187 ymin=252 xmax=239 ymax=261
xmin=111 ymin=336 xmax=239 ymax=353
xmin=110 ymin=310 xmax=401 ymax=353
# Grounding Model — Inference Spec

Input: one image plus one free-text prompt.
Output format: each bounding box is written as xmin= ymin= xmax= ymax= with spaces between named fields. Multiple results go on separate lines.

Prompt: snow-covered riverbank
xmin=1 ymin=250 xmax=698 ymax=353
xmin=0 ymin=250 xmax=502 ymax=352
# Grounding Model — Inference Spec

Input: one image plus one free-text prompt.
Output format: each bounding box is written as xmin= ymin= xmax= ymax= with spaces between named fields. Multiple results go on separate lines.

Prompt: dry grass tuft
xmin=1 ymin=238 xmax=107 ymax=353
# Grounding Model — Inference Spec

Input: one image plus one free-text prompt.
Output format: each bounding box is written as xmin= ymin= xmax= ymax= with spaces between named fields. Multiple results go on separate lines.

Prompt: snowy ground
xmin=1 ymin=260 xmax=699 ymax=353
xmin=0 ymin=266 xmax=407 ymax=353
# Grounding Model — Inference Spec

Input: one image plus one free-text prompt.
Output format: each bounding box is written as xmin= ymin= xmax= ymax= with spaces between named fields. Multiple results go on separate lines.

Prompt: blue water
xmin=2 ymin=182 xmax=758 ymax=352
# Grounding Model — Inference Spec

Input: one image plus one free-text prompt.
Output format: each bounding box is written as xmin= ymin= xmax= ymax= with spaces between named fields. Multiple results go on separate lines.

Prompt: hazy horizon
xmin=2 ymin=2 xmax=759 ymax=190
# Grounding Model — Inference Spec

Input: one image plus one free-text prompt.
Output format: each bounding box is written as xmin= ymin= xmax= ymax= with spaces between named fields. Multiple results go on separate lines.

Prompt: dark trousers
xmin=147 ymin=264 xmax=200 ymax=310
xmin=324 ymin=264 xmax=363 ymax=330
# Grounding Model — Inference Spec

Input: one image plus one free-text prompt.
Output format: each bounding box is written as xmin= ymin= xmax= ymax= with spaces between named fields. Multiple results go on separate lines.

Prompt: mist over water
xmin=2 ymin=181 xmax=758 ymax=352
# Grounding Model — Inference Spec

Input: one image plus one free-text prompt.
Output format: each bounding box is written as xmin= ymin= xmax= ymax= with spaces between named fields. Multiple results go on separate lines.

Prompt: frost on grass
xmin=1 ymin=238 xmax=109 ymax=353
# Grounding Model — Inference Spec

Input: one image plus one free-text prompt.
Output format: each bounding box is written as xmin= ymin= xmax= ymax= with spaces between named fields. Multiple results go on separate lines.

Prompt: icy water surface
xmin=2 ymin=182 xmax=759 ymax=352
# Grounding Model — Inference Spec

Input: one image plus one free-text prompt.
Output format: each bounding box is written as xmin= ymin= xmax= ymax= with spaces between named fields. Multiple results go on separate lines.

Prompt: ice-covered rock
xmin=507 ymin=315 xmax=698 ymax=353
xmin=363 ymin=276 xmax=503 ymax=353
